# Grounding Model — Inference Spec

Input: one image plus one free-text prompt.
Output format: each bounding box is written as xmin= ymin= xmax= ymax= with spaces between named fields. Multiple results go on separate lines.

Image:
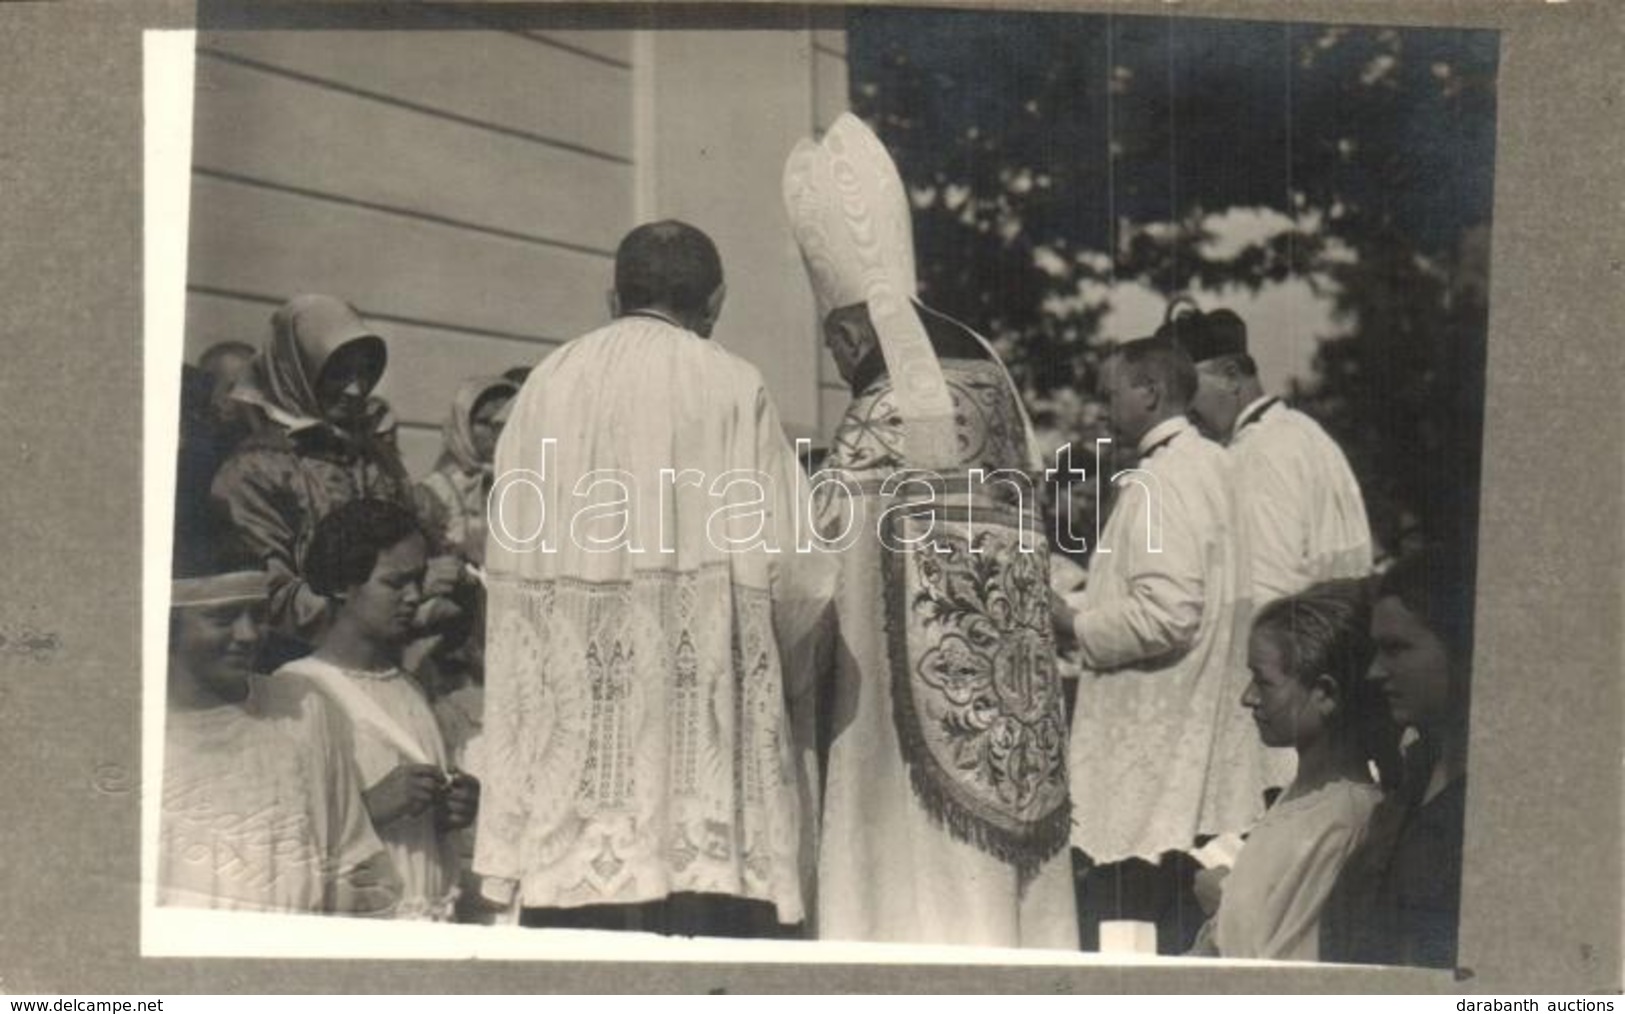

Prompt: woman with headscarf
xmin=210 ymin=294 xmax=416 ymax=651
xmin=414 ymin=375 xmax=517 ymax=568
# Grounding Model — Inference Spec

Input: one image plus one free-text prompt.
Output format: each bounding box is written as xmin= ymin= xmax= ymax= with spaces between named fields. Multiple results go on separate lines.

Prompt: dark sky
xmin=848 ymin=7 xmax=1499 ymax=259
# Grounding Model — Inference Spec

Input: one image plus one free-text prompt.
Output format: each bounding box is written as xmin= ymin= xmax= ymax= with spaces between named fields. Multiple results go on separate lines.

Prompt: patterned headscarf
xmin=440 ymin=375 xmax=518 ymax=475
xmin=231 ymin=294 xmax=386 ymax=432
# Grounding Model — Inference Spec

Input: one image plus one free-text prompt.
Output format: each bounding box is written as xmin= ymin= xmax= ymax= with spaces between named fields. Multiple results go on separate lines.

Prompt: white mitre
xmin=782 ymin=113 xmax=957 ymax=468
xmin=782 ymin=113 xmax=920 ymax=316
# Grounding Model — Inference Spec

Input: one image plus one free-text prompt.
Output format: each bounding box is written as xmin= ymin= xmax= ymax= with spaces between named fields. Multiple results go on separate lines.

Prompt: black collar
xmin=1235 ymin=396 xmax=1281 ymax=435
xmin=847 ymin=301 xmax=991 ymax=396
xmin=1141 ymin=426 xmax=1184 ymax=459
xmin=621 ymin=308 xmax=690 ymax=332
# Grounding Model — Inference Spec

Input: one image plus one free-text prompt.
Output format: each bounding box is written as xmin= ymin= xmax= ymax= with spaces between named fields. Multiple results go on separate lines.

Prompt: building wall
xmin=184 ymin=17 xmax=848 ymax=476
xmin=808 ymin=29 xmax=854 ymax=445
xmin=635 ymin=27 xmax=850 ymax=443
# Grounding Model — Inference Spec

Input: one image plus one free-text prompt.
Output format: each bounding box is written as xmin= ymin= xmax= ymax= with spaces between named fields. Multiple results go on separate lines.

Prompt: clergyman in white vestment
xmin=1172 ymin=306 xmax=1374 ymax=606
xmin=475 ymin=221 xmax=836 ymax=937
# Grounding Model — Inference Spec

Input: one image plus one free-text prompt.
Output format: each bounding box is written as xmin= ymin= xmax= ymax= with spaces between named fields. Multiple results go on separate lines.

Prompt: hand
xmin=1049 ymin=589 xmax=1078 ymax=651
xmin=363 ymin=763 xmax=445 ymax=827
xmin=1185 ymin=917 xmax=1221 ymax=957
xmin=413 ymin=597 xmax=464 ymax=632
xmin=436 ymin=770 xmax=480 ymax=831
xmin=422 ymin=555 xmax=464 ymax=599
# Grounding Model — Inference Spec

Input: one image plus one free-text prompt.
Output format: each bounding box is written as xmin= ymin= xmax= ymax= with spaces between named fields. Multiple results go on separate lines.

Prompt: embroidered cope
xmin=814 ymin=354 xmax=1078 ymax=947
xmin=781 ymin=111 xmax=1072 ymax=947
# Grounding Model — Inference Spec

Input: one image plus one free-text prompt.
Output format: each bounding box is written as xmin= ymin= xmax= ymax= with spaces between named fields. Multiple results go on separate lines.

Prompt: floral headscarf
xmin=440 ymin=376 xmax=518 ymax=475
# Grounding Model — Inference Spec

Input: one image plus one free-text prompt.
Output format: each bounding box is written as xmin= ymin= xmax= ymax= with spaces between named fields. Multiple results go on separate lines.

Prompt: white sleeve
xmin=1073 ymin=480 xmax=1206 ymax=671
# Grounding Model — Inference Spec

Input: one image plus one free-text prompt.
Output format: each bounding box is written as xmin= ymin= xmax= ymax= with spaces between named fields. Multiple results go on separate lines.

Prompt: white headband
xmin=170 ymin=571 xmax=268 ymax=609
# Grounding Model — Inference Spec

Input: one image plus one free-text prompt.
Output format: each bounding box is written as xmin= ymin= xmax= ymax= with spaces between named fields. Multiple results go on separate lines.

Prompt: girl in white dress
xmin=277 ymin=498 xmax=479 ymax=921
xmin=1192 ymin=578 xmax=1399 ymax=961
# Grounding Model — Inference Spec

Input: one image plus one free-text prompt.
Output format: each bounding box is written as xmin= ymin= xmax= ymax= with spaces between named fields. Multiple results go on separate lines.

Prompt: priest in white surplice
xmin=1171 ymin=306 xmax=1373 ymax=605
xmin=474 ymin=221 xmax=836 ymax=937
xmin=1054 ymin=337 xmax=1270 ymax=952
xmin=784 ymin=114 xmax=1078 ymax=948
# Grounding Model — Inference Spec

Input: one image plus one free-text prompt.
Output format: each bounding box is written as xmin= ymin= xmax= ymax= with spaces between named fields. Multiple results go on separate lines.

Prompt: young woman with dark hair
xmin=275 ymin=498 xmax=479 ymax=922
xmin=1318 ymin=548 xmax=1475 ymax=968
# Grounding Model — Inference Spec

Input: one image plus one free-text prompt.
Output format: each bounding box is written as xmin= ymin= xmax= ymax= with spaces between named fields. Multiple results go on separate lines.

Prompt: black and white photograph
xmin=2 ymin=0 xmax=1620 ymax=996
xmin=149 ymin=0 xmax=1499 ymax=969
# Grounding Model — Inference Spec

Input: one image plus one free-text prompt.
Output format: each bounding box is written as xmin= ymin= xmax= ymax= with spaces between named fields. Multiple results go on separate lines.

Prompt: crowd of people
xmin=161 ymin=113 xmax=1473 ymax=967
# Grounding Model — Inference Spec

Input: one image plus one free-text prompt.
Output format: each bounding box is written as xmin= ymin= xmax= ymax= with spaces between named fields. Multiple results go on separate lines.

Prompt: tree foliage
xmin=848 ymin=9 xmax=1497 ymax=560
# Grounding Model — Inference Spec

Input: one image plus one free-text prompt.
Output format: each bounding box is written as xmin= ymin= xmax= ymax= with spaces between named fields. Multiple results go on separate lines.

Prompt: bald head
xmin=1099 ymin=336 xmax=1198 ymax=446
xmin=613 ymin=220 xmax=725 ymax=335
